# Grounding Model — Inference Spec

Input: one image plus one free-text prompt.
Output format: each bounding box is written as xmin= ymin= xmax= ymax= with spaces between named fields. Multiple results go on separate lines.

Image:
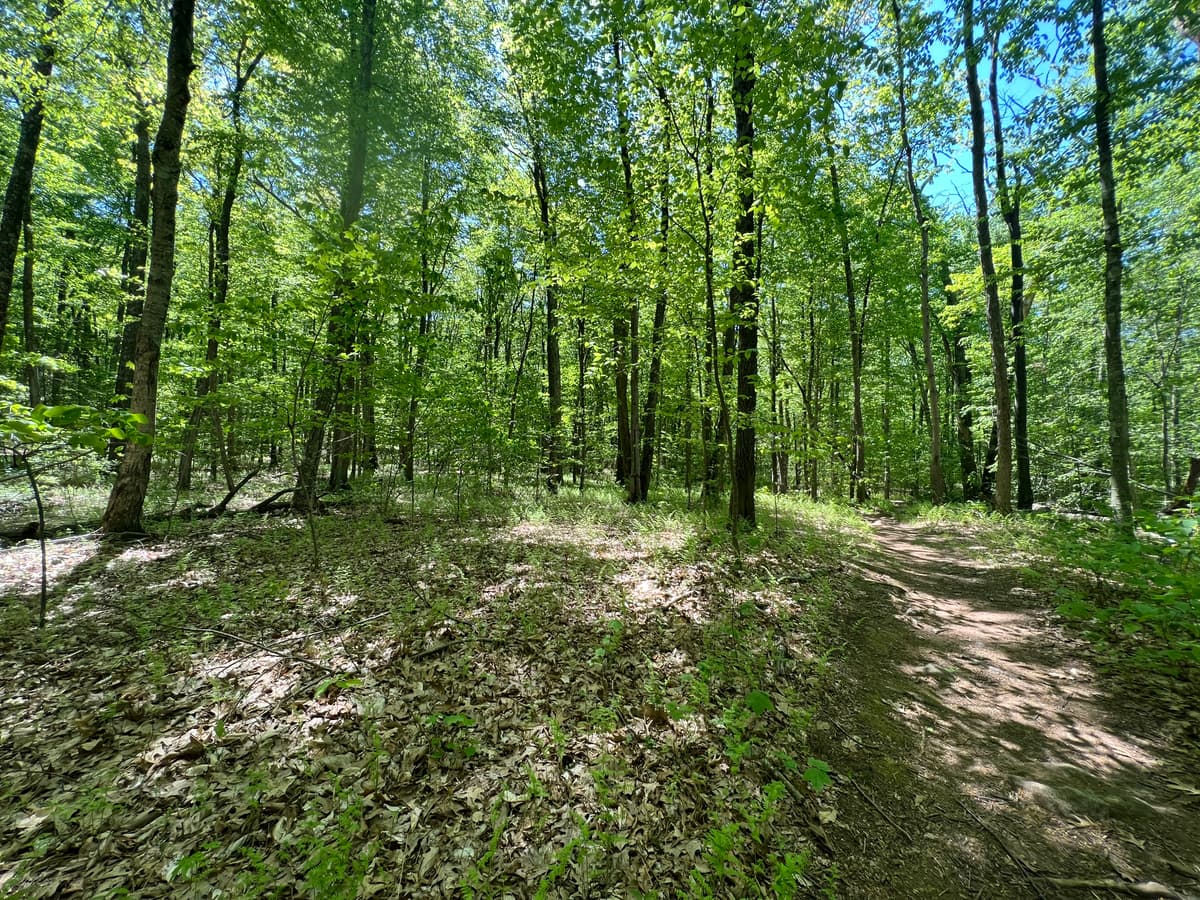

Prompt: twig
xmin=170 ymin=624 xmax=339 ymax=675
xmin=848 ymin=778 xmax=913 ymax=840
xmin=1167 ymin=860 xmax=1200 ymax=883
xmin=1042 ymin=877 xmax=1185 ymax=899
xmin=956 ymin=798 xmax=1047 ymax=900
xmin=413 ymin=635 xmax=524 ymax=660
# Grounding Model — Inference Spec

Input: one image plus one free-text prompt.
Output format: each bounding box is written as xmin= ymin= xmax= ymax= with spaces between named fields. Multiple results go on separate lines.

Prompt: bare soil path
xmin=813 ymin=517 xmax=1200 ymax=899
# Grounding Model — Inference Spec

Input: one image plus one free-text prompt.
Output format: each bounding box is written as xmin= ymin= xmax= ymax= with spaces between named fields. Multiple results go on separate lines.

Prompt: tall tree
xmin=113 ymin=102 xmax=152 ymax=412
xmin=102 ymin=0 xmax=196 ymax=533
xmin=891 ymin=0 xmax=945 ymax=504
xmin=728 ymin=0 xmax=758 ymax=527
xmin=963 ymin=0 xmax=1012 ymax=514
xmin=0 ymin=0 xmax=61 ymax=351
xmin=178 ymin=38 xmax=265 ymax=491
xmin=612 ymin=30 xmax=640 ymax=502
xmin=294 ymin=0 xmax=377 ymax=509
xmin=989 ymin=38 xmax=1033 ymax=510
xmin=1091 ymin=0 xmax=1135 ymax=524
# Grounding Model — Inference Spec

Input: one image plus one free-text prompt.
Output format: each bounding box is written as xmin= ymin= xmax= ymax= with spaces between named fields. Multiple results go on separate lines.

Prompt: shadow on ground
xmin=813 ymin=517 xmax=1200 ymax=899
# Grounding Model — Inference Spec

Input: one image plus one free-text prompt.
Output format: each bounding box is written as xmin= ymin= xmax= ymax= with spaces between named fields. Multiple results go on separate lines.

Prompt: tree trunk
xmin=178 ymin=43 xmax=260 ymax=491
xmin=892 ymin=0 xmax=945 ymax=504
xmin=294 ymin=0 xmax=375 ymax=510
xmin=573 ymin=315 xmax=588 ymax=489
xmin=531 ymin=145 xmax=563 ymax=493
xmin=101 ymin=0 xmax=195 ymax=534
xmin=637 ymin=91 xmax=672 ymax=501
xmin=1092 ymin=0 xmax=1135 ymax=525
xmin=989 ymin=42 xmax=1033 ymax=510
xmin=0 ymin=1 xmax=61 ymax=353
xmin=942 ymin=284 xmax=979 ymax=499
xmin=114 ymin=106 xmax=152 ymax=416
xmin=829 ymin=157 xmax=866 ymax=504
xmin=964 ymin=0 xmax=1012 ymax=514
xmin=729 ymin=13 xmax=757 ymax=527
xmin=22 ymin=206 xmax=40 ymax=406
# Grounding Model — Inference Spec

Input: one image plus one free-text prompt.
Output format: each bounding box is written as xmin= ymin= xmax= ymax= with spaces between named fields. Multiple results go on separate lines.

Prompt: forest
xmin=1 ymin=0 xmax=1199 ymax=896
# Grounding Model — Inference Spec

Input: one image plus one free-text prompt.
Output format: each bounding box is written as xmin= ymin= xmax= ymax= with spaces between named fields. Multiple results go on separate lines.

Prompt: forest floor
xmin=0 ymin=487 xmax=1198 ymax=898
xmin=812 ymin=516 xmax=1200 ymax=899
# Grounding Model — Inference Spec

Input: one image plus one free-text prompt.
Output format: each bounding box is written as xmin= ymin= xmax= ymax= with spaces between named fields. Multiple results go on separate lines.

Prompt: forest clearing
xmin=2 ymin=0 xmax=1199 ymax=895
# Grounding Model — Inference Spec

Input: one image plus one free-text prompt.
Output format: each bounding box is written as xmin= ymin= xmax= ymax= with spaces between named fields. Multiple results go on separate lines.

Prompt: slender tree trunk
xmin=729 ymin=13 xmax=758 ymax=527
xmin=892 ymin=0 xmax=945 ymax=503
xmin=0 ymin=1 xmax=61 ymax=352
xmin=404 ymin=310 xmax=431 ymax=482
xmin=942 ymin=286 xmax=980 ymax=498
xmin=989 ymin=43 xmax=1033 ymax=509
xmin=101 ymin=0 xmax=196 ymax=534
xmin=114 ymin=109 xmax=152 ymax=414
xmin=361 ymin=321 xmax=377 ymax=471
xmin=829 ymin=157 xmax=866 ymax=504
xmin=1092 ymin=0 xmax=1135 ymax=526
xmin=637 ymin=91 xmax=672 ymax=500
xmin=574 ymin=315 xmax=588 ymax=489
xmin=531 ymin=148 xmax=563 ymax=493
xmin=178 ymin=46 xmax=262 ymax=491
xmin=22 ymin=206 xmax=40 ymax=406
xmin=294 ymin=0 xmax=375 ymax=510
xmin=964 ymin=0 xmax=1012 ymax=514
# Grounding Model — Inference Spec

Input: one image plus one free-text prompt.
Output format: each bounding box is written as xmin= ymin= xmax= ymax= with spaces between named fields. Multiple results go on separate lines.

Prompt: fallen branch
xmin=248 ymin=486 xmax=296 ymax=513
xmin=170 ymin=624 xmax=339 ymax=675
xmin=848 ymin=778 xmax=913 ymax=841
xmin=956 ymin=798 xmax=1046 ymax=900
xmin=200 ymin=468 xmax=261 ymax=517
xmin=1043 ymin=877 xmax=1185 ymax=899
xmin=413 ymin=634 xmax=527 ymax=660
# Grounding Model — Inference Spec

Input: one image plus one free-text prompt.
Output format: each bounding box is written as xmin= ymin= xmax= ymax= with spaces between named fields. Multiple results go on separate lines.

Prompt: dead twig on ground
xmin=171 ymin=624 xmax=339 ymax=675
xmin=956 ymin=798 xmax=1047 ymax=900
xmin=848 ymin=777 xmax=913 ymax=841
xmin=1043 ymin=877 xmax=1186 ymax=899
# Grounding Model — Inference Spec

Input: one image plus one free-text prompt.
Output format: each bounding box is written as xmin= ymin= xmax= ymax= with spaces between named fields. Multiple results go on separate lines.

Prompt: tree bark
xmin=294 ymin=0 xmax=375 ymax=510
xmin=892 ymin=0 xmax=945 ymax=504
xmin=638 ymin=115 xmax=671 ymax=500
xmin=989 ymin=42 xmax=1033 ymax=510
xmin=531 ymin=144 xmax=563 ymax=492
xmin=828 ymin=156 xmax=867 ymax=504
xmin=115 ymin=107 xmax=152 ymax=412
xmin=178 ymin=43 xmax=263 ymax=491
xmin=1092 ymin=0 xmax=1135 ymax=525
xmin=22 ymin=206 xmax=40 ymax=406
xmin=964 ymin=0 xmax=1012 ymax=514
xmin=102 ymin=0 xmax=196 ymax=534
xmin=0 ymin=1 xmax=61 ymax=353
xmin=729 ymin=12 xmax=757 ymax=527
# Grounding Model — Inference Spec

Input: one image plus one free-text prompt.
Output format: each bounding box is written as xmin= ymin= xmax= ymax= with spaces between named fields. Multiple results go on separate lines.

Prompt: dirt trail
xmin=813 ymin=517 xmax=1200 ymax=899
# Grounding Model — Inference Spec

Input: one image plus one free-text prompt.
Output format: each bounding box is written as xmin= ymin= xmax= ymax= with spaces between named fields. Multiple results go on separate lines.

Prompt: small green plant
xmin=425 ymin=712 xmax=480 ymax=760
xmin=802 ymin=758 xmax=833 ymax=794
xmin=590 ymin=619 xmax=625 ymax=667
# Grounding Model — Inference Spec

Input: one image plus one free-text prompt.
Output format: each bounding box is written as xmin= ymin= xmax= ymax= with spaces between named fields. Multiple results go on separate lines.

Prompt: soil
xmin=813 ymin=517 xmax=1200 ymax=899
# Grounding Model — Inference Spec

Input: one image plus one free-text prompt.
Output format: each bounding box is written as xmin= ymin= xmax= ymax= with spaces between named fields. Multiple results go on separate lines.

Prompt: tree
xmin=963 ymin=0 xmax=1012 ymax=514
xmin=101 ymin=0 xmax=196 ymax=534
xmin=728 ymin=0 xmax=758 ymax=527
xmin=891 ymin=0 xmax=945 ymax=504
xmin=0 ymin=0 xmax=61 ymax=352
xmin=1091 ymin=0 xmax=1135 ymax=525
xmin=294 ymin=0 xmax=377 ymax=509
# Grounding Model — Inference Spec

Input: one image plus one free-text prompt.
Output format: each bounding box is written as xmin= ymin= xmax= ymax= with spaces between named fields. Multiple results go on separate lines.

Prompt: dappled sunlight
xmin=834 ymin=518 xmax=1200 ymax=894
xmin=0 ymin=536 xmax=102 ymax=607
xmin=0 ymin=504 xmax=851 ymax=895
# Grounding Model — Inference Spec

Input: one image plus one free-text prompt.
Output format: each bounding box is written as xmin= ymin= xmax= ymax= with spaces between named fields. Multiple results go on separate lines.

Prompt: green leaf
xmin=802 ymin=758 xmax=832 ymax=793
xmin=745 ymin=689 xmax=774 ymax=715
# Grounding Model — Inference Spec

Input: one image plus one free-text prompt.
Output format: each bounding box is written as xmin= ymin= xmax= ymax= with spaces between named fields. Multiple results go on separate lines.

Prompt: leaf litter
xmin=0 ymin=505 xmax=852 ymax=897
